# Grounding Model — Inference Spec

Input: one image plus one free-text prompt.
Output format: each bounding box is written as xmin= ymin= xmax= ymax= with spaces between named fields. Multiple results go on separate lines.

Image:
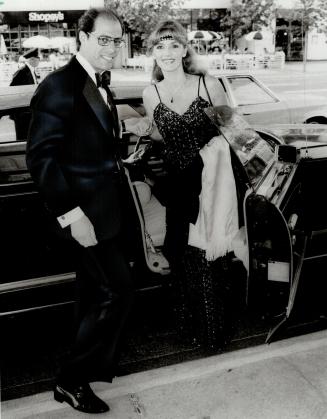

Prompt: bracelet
xmin=120 ymin=120 xmax=126 ymax=133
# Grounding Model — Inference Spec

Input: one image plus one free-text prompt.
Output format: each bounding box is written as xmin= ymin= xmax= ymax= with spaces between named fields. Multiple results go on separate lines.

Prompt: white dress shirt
xmin=26 ymin=62 xmax=38 ymax=84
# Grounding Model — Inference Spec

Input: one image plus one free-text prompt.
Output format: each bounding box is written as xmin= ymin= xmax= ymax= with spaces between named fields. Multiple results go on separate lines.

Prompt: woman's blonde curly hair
xmin=147 ymin=20 xmax=203 ymax=82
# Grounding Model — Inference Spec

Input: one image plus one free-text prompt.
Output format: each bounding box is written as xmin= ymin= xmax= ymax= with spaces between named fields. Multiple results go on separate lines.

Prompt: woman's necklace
xmin=163 ymin=77 xmax=188 ymax=103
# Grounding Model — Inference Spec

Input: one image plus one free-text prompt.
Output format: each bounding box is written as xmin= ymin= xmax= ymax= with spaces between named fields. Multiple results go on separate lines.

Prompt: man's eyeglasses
xmin=87 ymin=32 xmax=125 ymax=48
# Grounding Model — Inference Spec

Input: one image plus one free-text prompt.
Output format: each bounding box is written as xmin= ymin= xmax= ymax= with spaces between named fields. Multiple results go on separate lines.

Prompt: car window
xmin=227 ymin=76 xmax=278 ymax=106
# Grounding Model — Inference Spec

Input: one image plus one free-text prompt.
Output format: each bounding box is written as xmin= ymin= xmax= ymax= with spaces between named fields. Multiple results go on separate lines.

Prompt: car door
xmin=0 ymin=93 xmax=165 ymax=318
xmin=222 ymin=75 xmax=292 ymax=125
xmin=238 ymin=126 xmax=327 ymax=342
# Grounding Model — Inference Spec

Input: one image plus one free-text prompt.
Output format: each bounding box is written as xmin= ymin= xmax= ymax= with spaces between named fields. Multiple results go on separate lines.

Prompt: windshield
xmin=258 ymin=125 xmax=327 ymax=149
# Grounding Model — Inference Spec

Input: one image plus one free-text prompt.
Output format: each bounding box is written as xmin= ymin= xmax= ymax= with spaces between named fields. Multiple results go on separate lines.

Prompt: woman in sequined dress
xmin=142 ymin=20 xmax=235 ymax=349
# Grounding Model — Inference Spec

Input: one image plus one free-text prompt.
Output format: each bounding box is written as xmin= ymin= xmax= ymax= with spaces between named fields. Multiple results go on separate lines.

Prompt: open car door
xmin=205 ymin=107 xmax=325 ymax=343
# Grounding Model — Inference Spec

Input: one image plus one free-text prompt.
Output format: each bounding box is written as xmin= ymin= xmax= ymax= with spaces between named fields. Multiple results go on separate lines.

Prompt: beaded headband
xmin=159 ymin=34 xmax=174 ymax=41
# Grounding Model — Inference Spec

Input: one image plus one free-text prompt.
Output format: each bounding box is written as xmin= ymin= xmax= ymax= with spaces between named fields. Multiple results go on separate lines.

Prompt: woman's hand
xmin=124 ymin=116 xmax=153 ymax=137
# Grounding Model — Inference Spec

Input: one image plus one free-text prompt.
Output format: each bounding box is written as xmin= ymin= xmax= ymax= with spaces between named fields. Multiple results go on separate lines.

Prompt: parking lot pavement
xmin=3 ymin=329 xmax=327 ymax=419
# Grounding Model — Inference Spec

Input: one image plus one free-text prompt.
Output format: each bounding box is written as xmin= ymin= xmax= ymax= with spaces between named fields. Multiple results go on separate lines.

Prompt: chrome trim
xmin=0 ymin=285 xmax=163 ymax=317
xmin=0 ymin=300 xmax=75 ymax=317
xmin=0 ymin=273 xmax=76 ymax=294
xmin=273 ymin=164 xmax=298 ymax=207
xmin=0 ymin=141 xmax=26 ymax=152
xmin=304 ymin=254 xmax=327 ymax=261
xmin=0 ymin=189 xmax=36 ymax=198
xmin=312 ymin=229 xmax=327 ymax=236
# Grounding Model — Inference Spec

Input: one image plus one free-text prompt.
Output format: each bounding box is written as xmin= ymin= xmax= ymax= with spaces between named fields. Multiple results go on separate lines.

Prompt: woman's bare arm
xmin=203 ymin=75 xmax=229 ymax=107
xmin=123 ymin=85 xmax=162 ymax=140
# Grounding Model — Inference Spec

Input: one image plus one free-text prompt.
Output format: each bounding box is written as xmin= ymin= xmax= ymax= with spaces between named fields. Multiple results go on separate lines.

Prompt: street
xmin=253 ymin=61 xmax=327 ymax=99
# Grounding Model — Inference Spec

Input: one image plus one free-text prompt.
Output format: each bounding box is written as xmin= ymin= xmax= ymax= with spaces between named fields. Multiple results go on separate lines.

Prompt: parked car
xmin=220 ymin=74 xmax=327 ymax=125
xmin=1 ymin=72 xmax=327 ymax=142
xmin=0 ymin=82 xmax=327 ymax=345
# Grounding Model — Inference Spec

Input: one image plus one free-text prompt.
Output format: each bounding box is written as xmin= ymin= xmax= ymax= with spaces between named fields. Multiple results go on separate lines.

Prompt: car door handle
xmin=242 ymin=112 xmax=252 ymax=116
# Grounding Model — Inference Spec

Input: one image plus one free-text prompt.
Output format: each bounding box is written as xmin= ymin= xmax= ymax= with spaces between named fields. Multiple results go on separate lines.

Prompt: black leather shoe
xmin=54 ymin=382 xmax=110 ymax=414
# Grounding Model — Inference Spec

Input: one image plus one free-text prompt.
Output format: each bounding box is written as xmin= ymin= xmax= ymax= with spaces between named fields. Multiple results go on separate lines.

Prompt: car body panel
xmin=279 ymin=93 xmax=327 ymax=124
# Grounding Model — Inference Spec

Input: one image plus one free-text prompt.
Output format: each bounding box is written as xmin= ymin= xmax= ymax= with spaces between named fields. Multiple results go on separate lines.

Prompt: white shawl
xmin=188 ymin=135 xmax=239 ymax=261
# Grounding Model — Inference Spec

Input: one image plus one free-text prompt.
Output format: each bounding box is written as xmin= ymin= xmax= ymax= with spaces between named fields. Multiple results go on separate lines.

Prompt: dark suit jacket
xmin=10 ymin=64 xmax=35 ymax=86
xmin=10 ymin=65 xmax=36 ymax=140
xmin=26 ymin=57 xmax=123 ymax=241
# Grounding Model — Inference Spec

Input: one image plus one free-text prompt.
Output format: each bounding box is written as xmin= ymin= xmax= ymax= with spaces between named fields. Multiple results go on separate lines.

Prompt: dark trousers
xmin=59 ymin=236 xmax=134 ymax=384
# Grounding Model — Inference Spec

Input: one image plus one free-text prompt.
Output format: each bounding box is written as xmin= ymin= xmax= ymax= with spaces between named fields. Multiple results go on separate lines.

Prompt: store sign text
xmin=29 ymin=12 xmax=65 ymax=23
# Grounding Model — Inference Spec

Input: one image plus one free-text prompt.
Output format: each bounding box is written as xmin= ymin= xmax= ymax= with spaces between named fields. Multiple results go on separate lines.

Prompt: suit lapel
xmin=83 ymin=76 xmax=115 ymax=137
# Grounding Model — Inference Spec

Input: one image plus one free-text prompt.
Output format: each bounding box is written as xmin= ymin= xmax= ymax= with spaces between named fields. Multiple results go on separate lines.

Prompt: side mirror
xmin=276 ymin=144 xmax=297 ymax=163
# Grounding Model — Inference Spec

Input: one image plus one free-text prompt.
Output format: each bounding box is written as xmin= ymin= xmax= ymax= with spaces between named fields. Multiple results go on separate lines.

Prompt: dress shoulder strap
xmin=201 ymin=75 xmax=213 ymax=106
xmin=197 ymin=75 xmax=202 ymax=97
xmin=153 ymin=84 xmax=162 ymax=102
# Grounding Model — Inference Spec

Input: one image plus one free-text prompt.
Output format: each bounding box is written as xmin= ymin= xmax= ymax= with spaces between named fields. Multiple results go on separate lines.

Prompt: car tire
xmin=306 ymin=117 xmax=327 ymax=124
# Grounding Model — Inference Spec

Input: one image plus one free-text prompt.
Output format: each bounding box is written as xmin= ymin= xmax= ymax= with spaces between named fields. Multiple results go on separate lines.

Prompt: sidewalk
xmin=3 ymin=329 xmax=327 ymax=419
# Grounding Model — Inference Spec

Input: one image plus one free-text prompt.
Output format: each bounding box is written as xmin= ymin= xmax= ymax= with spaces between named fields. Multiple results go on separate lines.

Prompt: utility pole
xmin=302 ymin=9 xmax=307 ymax=72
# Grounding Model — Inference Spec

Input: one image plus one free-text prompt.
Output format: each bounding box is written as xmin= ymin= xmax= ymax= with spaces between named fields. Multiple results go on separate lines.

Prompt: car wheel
xmin=306 ymin=117 xmax=327 ymax=124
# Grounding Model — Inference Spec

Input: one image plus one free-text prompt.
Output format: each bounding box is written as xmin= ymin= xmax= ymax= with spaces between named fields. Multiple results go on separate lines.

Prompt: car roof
xmin=0 ymin=72 xmax=258 ymax=111
xmin=0 ymin=82 xmax=147 ymax=112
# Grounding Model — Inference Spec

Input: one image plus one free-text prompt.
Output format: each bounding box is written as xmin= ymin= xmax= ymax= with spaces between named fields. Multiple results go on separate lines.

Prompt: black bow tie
xmin=95 ymin=71 xmax=111 ymax=88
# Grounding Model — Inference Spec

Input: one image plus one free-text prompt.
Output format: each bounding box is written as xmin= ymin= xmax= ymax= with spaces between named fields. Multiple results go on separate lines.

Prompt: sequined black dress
xmin=152 ymin=76 xmax=233 ymax=349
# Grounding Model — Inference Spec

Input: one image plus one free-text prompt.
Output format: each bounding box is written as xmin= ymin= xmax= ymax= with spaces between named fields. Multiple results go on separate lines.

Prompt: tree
xmin=104 ymin=0 xmax=186 ymax=48
xmin=277 ymin=0 xmax=327 ymax=70
xmin=221 ymin=0 xmax=276 ymax=47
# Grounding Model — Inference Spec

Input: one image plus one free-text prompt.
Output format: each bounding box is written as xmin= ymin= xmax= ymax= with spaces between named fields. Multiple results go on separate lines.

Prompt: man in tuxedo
xmin=10 ymin=48 xmax=40 ymax=140
xmin=26 ymin=8 xmax=134 ymax=414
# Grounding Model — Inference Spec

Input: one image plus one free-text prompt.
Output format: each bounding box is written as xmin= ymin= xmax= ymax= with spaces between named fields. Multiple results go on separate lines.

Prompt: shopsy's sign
xmin=29 ymin=11 xmax=65 ymax=23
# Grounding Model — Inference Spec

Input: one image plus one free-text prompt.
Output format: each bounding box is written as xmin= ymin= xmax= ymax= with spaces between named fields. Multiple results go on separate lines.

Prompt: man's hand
xmin=70 ymin=215 xmax=98 ymax=247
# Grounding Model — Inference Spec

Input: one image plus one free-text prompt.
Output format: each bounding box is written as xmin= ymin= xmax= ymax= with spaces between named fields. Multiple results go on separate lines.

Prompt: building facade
xmin=1 ymin=0 xmax=326 ymax=61
xmin=0 ymin=0 xmax=104 ymax=55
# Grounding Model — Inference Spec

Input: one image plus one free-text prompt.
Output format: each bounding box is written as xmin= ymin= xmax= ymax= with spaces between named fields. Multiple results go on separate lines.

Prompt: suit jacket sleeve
xmin=26 ymin=74 xmax=79 ymax=216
